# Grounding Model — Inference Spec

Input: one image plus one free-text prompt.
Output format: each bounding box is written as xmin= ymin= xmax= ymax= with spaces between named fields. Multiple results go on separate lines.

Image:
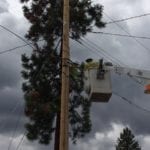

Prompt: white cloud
xmin=0 ymin=0 xmax=8 ymax=14
xmin=141 ymin=136 xmax=150 ymax=150
xmin=7 ymin=0 xmax=24 ymax=19
xmin=71 ymin=123 xmax=125 ymax=150
xmin=71 ymin=123 xmax=150 ymax=150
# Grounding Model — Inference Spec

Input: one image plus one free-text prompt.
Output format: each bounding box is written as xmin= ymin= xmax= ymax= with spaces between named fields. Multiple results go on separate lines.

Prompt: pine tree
xmin=116 ymin=127 xmax=141 ymax=150
xmin=20 ymin=0 xmax=105 ymax=147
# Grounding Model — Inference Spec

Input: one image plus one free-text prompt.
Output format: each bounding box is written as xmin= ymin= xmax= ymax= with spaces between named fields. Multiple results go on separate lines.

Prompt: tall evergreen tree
xmin=20 ymin=0 xmax=105 ymax=147
xmin=116 ymin=127 xmax=141 ymax=150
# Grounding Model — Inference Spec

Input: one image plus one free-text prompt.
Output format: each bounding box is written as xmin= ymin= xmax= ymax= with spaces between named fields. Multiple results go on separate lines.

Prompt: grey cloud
xmin=0 ymin=55 xmax=21 ymax=89
xmin=0 ymin=86 xmax=25 ymax=135
xmin=0 ymin=0 xmax=150 ymax=149
xmin=89 ymin=74 xmax=150 ymax=137
xmin=116 ymin=0 xmax=140 ymax=5
xmin=0 ymin=86 xmax=23 ymax=113
xmin=67 ymin=73 xmax=150 ymax=143
xmin=0 ymin=14 xmax=30 ymax=89
xmin=0 ymin=0 xmax=8 ymax=14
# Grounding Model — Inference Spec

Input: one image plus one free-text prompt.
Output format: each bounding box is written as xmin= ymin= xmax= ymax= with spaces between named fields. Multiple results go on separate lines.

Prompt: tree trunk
xmin=54 ymin=112 xmax=60 ymax=150
xmin=54 ymin=37 xmax=63 ymax=150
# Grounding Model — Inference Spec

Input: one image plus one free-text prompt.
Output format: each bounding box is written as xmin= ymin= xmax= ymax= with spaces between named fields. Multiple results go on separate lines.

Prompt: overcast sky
xmin=0 ymin=0 xmax=150 ymax=150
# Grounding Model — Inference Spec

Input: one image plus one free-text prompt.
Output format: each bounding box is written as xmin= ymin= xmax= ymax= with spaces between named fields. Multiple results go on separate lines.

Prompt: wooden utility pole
xmin=59 ymin=0 xmax=70 ymax=149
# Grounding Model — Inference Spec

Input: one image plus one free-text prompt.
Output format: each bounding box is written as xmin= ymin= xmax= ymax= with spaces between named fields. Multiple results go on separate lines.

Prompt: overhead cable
xmin=81 ymin=37 xmax=126 ymax=67
xmin=15 ymin=131 xmax=26 ymax=150
xmin=104 ymin=13 xmax=150 ymax=53
xmin=8 ymin=103 xmax=24 ymax=150
xmin=0 ymin=39 xmax=44 ymax=55
xmin=103 ymin=12 xmax=150 ymax=85
xmin=106 ymin=13 xmax=150 ymax=24
xmin=74 ymin=37 xmax=143 ymax=86
xmin=0 ymin=101 xmax=20 ymax=131
xmin=0 ymin=44 xmax=30 ymax=55
xmin=0 ymin=24 xmax=34 ymax=49
xmin=91 ymin=31 xmax=150 ymax=40
xmin=113 ymin=92 xmax=150 ymax=114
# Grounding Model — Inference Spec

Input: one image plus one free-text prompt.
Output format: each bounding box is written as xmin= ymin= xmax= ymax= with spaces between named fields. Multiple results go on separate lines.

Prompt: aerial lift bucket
xmin=84 ymin=59 xmax=112 ymax=102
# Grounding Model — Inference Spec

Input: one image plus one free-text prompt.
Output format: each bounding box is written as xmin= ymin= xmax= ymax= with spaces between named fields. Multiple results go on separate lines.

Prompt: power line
xmin=15 ymin=131 xmax=26 ymax=150
xmin=103 ymin=13 xmax=150 ymax=86
xmin=0 ymin=44 xmax=30 ymax=55
xmin=73 ymin=39 xmax=107 ymax=60
xmin=113 ymin=92 xmax=150 ymax=114
xmin=73 ymin=38 xmax=144 ymax=87
xmin=0 ymin=101 xmax=20 ymax=131
xmin=81 ymin=37 xmax=126 ymax=67
xmin=104 ymin=13 xmax=150 ymax=54
xmin=106 ymin=13 xmax=150 ymax=24
xmin=74 ymin=38 xmax=117 ymax=64
xmin=0 ymin=39 xmax=44 ymax=55
xmin=8 ymin=103 xmax=24 ymax=150
xmin=0 ymin=34 xmax=124 ymax=67
xmin=73 ymin=36 xmax=144 ymax=87
xmin=0 ymin=24 xmax=34 ymax=49
xmin=12 ymin=38 xmax=59 ymax=149
xmin=91 ymin=31 xmax=150 ymax=40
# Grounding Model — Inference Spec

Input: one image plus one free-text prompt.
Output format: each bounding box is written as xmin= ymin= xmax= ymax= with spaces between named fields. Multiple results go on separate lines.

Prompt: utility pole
xmin=59 ymin=0 xmax=70 ymax=149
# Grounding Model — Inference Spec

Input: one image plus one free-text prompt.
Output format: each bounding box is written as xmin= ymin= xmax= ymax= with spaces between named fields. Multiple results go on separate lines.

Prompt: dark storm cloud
xmin=0 ymin=0 xmax=150 ymax=149
xmin=0 ymin=9 xmax=30 ymax=89
xmin=0 ymin=86 xmax=23 ymax=113
xmin=0 ymin=107 xmax=26 ymax=136
xmin=86 ymin=10 xmax=150 ymax=69
xmin=0 ymin=84 xmax=25 ymax=135
xmin=89 ymin=74 xmax=150 ymax=137
xmin=0 ymin=8 xmax=29 ymax=138
xmin=85 ymin=0 xmax=150 ymax=141
xmin=0 ymin=55 xmax=21 ymax=89
xmin=69 ymin=1 xmax=150 ymax=145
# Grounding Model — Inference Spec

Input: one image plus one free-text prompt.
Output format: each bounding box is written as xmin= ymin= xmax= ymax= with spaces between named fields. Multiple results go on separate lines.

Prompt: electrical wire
xmin=8 ymin=103 xmax=24 ymax=150
xmin=0 ymin=24 xmax=34 ymax=49
xmin=15 ymin=131 xmax=26 ymax=150
xmin=89 ymin=30 xmax=150 ymax=86
xmin=81 ymin=37 xmax=126 ymax=67
xmin=91 ymin=31 xmax=150 ymax=40
xmin=0 ymin=101 xmax=20 ymax=131
xmin=100 ymin=12 xmax=150 ymax=86
xmin=72 ymin=38 xmax=108 ymax=61
xmin=0 ymin=39 xmax=44 ymax=55
xmin=72 ymin=38 xmax=144 ymax=86
xmin=1 ymin=11 xmax=149 ymax=53
xmin=106 ymin=13 xmax=150 ymax=24
xmin=113 ymin=91 xmax=150 ymax=114
xmin=13 ymin=39 xmax=63 ymax=150
xmin=2 ymin=10 xmax=150 ymax=149
xmin=0 ymin=22 xmax=145 ymax=90
xmin=104 ymin=13 xmax=150 ymax=53
xmin=73 ymin=37 xmax=144 ymax=86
